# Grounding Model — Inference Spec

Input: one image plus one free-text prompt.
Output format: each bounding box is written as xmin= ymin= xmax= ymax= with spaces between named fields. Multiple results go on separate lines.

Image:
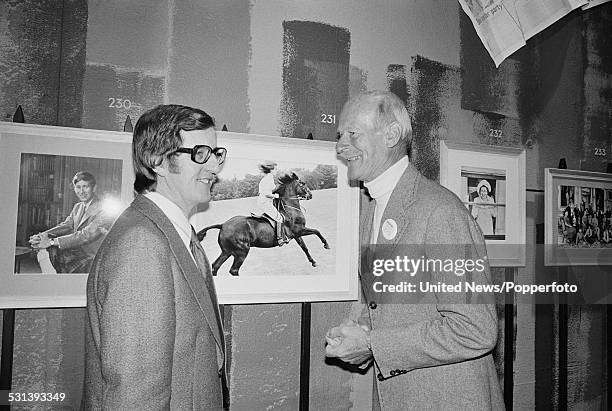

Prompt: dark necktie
xmin=189 ymin=228 xmax=230 ymax=409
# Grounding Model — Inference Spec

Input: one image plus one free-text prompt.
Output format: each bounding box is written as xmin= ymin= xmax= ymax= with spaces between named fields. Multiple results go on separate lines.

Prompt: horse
xmin=197 ymin=172 xmax=330 ymax=276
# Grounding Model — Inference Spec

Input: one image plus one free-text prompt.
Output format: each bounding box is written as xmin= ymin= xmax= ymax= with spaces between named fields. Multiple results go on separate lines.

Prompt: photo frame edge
xmin=440 ymin=141 xmax=527 ymax=267
xmin=0 ymin=123 xmax=133 ymax=308
xmin=544 ymin=167 xmax=612 ymax=266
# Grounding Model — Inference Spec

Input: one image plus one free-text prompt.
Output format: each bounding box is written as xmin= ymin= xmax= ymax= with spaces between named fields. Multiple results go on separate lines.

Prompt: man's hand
xmin=33 ymin=233 xmax=52 ymax=249
xmin=325 ymin=319 xmax=372 ymax=365
xmin=29 ymin=233 xmax=41 ymax=248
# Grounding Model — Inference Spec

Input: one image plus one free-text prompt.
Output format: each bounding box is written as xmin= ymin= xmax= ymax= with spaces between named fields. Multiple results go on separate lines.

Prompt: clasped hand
xmin=29 ymin=232 xmax=51 ymax=249
xmin=325 ymin=319 xmax=372 ymax=366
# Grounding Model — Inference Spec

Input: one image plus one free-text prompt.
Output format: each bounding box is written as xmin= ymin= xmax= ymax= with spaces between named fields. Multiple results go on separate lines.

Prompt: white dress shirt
xmin=145 ymin=191 xmax=196 ymax=262
xmin=363 ymin=156 xmax=409 ymax=244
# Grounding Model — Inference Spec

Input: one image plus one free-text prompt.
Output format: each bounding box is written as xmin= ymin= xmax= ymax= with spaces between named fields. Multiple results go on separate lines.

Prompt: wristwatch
xmin=49 ymin=238 xmax=57 ymax=247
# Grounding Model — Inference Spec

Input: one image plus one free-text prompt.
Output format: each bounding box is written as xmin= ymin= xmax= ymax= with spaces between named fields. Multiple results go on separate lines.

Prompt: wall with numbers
xmin=0 ymin=0 xmax=610 ymax=409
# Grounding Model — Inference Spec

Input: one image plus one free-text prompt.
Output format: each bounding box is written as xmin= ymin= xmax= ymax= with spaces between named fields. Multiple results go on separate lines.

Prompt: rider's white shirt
xmin=258 ymin=173 xmax=281 ymax=220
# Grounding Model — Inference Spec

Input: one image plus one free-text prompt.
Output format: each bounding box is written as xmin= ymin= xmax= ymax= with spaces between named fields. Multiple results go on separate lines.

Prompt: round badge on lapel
xmin=381 ymin=218 xmax=397 ymax=240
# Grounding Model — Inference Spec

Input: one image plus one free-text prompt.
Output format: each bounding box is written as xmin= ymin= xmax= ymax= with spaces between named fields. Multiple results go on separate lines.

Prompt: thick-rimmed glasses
xmin=174 ymin=145 xmax=227 ymax=165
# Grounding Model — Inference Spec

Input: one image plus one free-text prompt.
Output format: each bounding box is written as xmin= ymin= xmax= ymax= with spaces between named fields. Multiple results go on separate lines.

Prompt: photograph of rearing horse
xmin=193 ymin=159 xmax=337 ymax=277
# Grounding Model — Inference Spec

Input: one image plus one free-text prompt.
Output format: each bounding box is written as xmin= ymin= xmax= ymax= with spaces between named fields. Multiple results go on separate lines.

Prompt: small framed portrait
xmin=1 ymin=122 xmax=133 ymax=308
xmin=545 ymin=168 xmax=612 ymax=266
xmin=440 ymin=141 xmax=526 ymax=267
xmin=463 ymin=171 xmax=506 ymax=241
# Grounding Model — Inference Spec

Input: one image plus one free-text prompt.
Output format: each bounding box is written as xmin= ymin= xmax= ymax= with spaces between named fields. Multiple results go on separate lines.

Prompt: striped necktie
xmin=189 ymin=228 xmax=230 ymax=409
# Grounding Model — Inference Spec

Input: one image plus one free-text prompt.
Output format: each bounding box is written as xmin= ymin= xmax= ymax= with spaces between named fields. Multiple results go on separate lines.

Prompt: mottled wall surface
xmin=229 ymin=305 xmax=301 ymax=410
xmin=280 ymin=21 xmax=350 ymax=141
xmin=408 ymin=56 xmax=461 ymax=181
xmin=0 ymin=0 xmax=62 ymax=124
xmin=86 ymin=0 xmax=170 ymax=70
xmin=9 ymin=309 xmax=85 ymax=411
xmin=82 ymin=0 xmax=170 ymax=131
xmin=0 ymin=2 xmax=87 ymax=410
xmin=82 ymin=65 xmax=165 ymax=131
xmin=459 ymin=12 xmax=526 ymax=149
xmin=460 ymin=10 xmax=536 ymax=121
xmin=309 ymin=303 xmax=355 ymax=410
xmin=348 ymin=65 xmax=367 ymax=99
xmin=582 ymin=4 xmax=612 ymax=170
xmin=386 ymin=64 xmax=408 ymax=107
xmin=56 ymin=0 xmax=88 ymax=128
xmin=248 ymin=0 xmax=461 ymax=135
xmin=166 ymin=0 xmax=250 ymax=132
xmin=459 ymin=5 xmax=609 ymax=410
xmin=567 ymin=305 xmax=606 ymax=409
xmin=525 ymin=12 xmax=587 ymax=185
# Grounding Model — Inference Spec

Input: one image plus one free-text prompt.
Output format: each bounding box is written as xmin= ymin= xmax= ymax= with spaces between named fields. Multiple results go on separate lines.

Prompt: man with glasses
xmin=325 ymin=91 xmax=503 ymax=410
xmin=84 ymin=104 xmax=229 ymax=410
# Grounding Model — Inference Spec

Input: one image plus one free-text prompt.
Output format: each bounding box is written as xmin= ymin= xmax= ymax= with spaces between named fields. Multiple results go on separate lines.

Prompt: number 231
xmin=321 ymin=114 xmax=336 ymax=124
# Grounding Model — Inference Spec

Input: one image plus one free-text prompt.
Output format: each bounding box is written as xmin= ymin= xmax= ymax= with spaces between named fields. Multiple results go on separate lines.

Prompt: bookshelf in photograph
xmin=17 ymin=154 xmax=66 ymax=246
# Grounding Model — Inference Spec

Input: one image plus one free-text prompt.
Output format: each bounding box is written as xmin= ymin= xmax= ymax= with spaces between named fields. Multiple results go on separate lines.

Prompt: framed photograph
xmin=1 ymin=122 xmax=133 ymax=308
xmin=192 ymin=133 xmax=359 ymax=304
xmin=440 ymin=141 xmax=526 ymax=267
xmin=544 ymin=168 xmax=612 ymax=266
xmin=1 ymin=123 xmax=359 ymax=307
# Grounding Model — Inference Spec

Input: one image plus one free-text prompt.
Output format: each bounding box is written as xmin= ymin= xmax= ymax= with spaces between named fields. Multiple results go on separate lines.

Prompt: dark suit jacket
xmin=83 ymin=195 xmax=227 ymax=410
xmin=361 ymin=163 xmax=505 ymax=410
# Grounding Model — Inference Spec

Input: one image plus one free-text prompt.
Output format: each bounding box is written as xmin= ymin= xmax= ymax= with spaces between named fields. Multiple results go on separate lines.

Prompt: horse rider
xmin=257 ymin=161 xmax=289 ymax=246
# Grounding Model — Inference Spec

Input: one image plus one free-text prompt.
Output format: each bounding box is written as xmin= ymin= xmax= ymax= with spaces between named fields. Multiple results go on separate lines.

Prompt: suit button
xmin=369 ymin=301 xmax=377 ymax=309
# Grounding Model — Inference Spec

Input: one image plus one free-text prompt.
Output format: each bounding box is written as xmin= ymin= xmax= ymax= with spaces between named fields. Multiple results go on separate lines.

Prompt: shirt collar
xmin=144 ymin=191 xmax=193 ymax=247
xmin=82 ymin=197 xmax=95 ymax=211
xmin=364 ymin=156 xmax=409 ymax=200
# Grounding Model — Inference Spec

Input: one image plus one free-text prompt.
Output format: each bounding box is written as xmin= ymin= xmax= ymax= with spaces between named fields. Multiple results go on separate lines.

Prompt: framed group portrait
xmin=440 ymin=141 xmax=526 ymax=267
xmin=544 ymin=168 xmax=612 ymax=266
xmin=0 ymin=123 xmax=359 ymax=308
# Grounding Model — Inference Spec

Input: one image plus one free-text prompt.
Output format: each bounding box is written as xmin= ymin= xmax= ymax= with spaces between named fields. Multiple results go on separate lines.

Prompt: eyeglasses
xmin=174 ymin=145 xmax=227 ymax=165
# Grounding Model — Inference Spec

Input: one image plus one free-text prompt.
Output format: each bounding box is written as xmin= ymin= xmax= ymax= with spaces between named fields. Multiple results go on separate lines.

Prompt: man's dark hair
xmin=72 ymin=171 xmax=96 ymax=187
xmin=132 ymin=104 xmax=215 ymax=193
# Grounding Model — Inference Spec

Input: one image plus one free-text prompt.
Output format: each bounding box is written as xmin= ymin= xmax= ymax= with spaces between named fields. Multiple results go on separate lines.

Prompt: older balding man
xmin=326 ymin=91 xmax=504 ymax=410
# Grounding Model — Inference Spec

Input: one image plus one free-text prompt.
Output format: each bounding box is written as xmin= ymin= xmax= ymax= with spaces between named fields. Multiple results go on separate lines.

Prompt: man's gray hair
xmin=359 ymin=90 xmax=412 ymax=144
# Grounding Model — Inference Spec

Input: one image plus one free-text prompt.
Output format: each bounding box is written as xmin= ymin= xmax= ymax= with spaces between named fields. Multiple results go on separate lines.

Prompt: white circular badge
xmin=381 ymin=218 xmax=398 ymax=240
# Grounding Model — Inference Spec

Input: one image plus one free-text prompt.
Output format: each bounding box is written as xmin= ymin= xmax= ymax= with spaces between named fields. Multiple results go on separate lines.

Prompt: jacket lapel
xmin=375 ymin=163 xmax=420 ymax=252
xmin=76 ymin=197 xmax=100 ymax=229
xmin=358 ymin=188 xmax=376 ymax=302
xmin=132 ymin=195 xmax=225 ymax=358
xmin=73 ymin=202 xmax=86 ymax=230
xmin=368 ymin=163 xmax=426 ymax=303
xmin=359 ymin=189 xmax=376 ymax=246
